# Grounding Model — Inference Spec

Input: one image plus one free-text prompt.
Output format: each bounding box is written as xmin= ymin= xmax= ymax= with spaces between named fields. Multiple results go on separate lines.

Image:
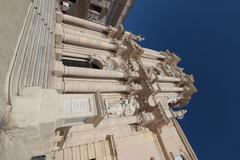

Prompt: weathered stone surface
xmin=0 ymin=1 xmax=197 ymax=160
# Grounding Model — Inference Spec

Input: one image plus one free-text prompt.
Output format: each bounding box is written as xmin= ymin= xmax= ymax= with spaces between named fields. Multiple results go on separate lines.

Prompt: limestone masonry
xmin=0 ymin=0 xmax=197 ymax=160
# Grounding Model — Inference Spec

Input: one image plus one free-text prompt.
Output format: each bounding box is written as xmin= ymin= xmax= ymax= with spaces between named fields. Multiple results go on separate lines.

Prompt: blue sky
xmin=125 ymin=0 xmax=240 ymax=159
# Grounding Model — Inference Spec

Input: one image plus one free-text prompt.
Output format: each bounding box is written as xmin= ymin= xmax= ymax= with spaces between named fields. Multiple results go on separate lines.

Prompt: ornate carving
xmin=155 ymin=96 xmax=169 ymax=110
xmin=107 ymin=25 xmax=118 ymax=38
xmin=107 ymin=96 xmax=139 ymax=117
xmin=173 ymin=110 xmax=187 ymax=119
xmin=103 ymin=58 xmax=118 ymax=70
xmin=116 ymin=41 xmax=128 ymax=56
xmin=166 ymin=95 xmax=183 ymax=105
xmin=130 ymin=34 xmax=145 ymax=41
xmin=130 ymin=60 xmax=140 ymax=72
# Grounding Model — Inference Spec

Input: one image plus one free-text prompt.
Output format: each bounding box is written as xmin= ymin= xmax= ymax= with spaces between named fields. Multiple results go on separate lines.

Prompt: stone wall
xmin=0 ymin=0 xmax=31 ymax=125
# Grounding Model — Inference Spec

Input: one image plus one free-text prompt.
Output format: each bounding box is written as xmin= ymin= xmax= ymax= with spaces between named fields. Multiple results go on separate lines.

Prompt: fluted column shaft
xmin=64 ymin=34 xmax=117 ymax=51
xmin=56 ymin=79 xmax=128 ymax=93
xmin=54 ymin=77 xmax=142 ymax=93
xmin=54 ymin=61 xmax=125 ymax=79
xmin=64 ymin=27 xmax=112 ymax=43
xmin=65 ymin=67 xmax=125 ymax=79
xmin=56 ymin=23 xmax=118 ymax=51
xmin=64 ymin=81 xmax=128 ymax=93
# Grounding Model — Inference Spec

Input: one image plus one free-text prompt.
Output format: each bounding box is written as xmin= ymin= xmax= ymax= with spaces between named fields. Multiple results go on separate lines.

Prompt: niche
xmin=62 ymin=57 xmax=103 ymax=69
xmin=31 ymin=155 xmax=46 ymax=160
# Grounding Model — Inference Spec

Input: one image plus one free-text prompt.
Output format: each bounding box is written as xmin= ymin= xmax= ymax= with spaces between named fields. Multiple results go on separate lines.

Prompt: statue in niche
xmin=130 ymin=60 xmax=140 ymax=71
xmin=107 ymin=96 xmax=139 ymax=117
xmin=103 ymin=57 xmax=122 ymax=71
xmin=173 ymin=110 xmax=187 ymax=119
xmin=107 ymin=102 xmax=123 ymax=117
xmin=166 ymin=95 xmax=182 ymax=105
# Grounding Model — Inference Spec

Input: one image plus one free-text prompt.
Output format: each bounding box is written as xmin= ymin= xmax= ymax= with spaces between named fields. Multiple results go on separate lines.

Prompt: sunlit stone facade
xmin=0 ymin=0 xmax=197 ymax=160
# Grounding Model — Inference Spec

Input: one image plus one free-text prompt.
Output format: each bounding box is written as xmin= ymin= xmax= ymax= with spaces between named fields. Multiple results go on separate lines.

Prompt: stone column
xmin=156 ymin=76 xmax=181 ymax=82
xmin=155 ymin=86 xmax=184 ymax=92
xmin=54 ymin=61 xmax=125 ymax=79
xmin=54 ymin=78 xmax=129 ymax=93
xmin=64 ymin=81 xmax=128 ymax=93
xmin=57 ymin=12 xmax=116 ymax=33
xmin=56 ymin=23 xmax=118 ymax=51
xmin=65 ymin=67 xmax=125 ymax=79
xmin=63 ymin=27 xmax=113 ymax=43
xmin=64 ymin=34 xmax=117 ymax=51
xmin=55 ymin=46 xmax=112 ymax=60
xmin=152 ymin=83 xmax=184 ymax=92
xmin=143 ymin=48 xmax=166 ymax=59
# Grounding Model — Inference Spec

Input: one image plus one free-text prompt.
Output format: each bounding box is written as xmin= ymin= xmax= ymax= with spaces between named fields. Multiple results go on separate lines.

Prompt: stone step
xmin=53 ymin=140 xmax=114 ymax=160
xmin=8 ymin=0 xmax=56 ymax=103
xmin=9 ymin=3 xmax=35 ymax=100
xmin=26 ymin=16 xmax=45 ymax=87
xmin=17 ymin=8 xmax=40 ymax=94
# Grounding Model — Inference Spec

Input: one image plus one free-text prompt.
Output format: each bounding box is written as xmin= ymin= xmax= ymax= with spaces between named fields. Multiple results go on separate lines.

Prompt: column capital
xmin=52 ymin=61 xmax=64 ymax=77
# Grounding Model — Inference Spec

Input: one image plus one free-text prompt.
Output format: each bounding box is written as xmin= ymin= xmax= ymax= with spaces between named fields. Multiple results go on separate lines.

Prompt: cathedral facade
xmin=0 ymin=1 xmax=197 ymax=160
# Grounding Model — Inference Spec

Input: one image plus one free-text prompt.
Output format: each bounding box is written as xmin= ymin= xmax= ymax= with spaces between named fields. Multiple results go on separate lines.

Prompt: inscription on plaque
xmin=64 ymin=98 xmax=91 ymax=113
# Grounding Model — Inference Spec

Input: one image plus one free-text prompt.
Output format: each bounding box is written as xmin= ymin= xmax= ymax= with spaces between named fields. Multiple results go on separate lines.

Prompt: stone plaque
xmin=64 ymin=98 xmax=91 ymax=113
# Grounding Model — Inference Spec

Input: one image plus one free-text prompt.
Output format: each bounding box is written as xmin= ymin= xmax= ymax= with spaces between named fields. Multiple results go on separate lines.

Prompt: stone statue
xmin=107 ymin=96 xmax=139 ymax=117
xmin=173 ymin=110 xmax=187 ymax=119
